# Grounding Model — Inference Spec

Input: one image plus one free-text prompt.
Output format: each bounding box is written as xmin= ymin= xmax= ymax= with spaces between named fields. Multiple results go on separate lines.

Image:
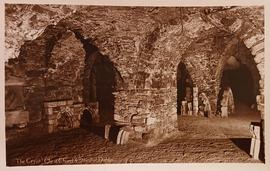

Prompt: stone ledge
xmin=6 ymin=110 xmax=29 ymax=127
xmin=44 ymin=99 xmax=73 ymax=108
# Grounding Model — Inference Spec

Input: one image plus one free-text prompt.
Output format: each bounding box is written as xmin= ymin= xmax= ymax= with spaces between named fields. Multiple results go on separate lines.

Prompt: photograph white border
xmin=0 ymin=0 xmax=269 ymax=171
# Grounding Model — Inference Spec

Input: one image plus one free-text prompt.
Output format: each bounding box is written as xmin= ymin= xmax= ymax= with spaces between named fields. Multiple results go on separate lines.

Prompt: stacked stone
xmin=113 ymin=88 xmax=177 ymax=142
xmin=44 ymin=100 xmax=83 ymax=133
xmin=257 ymin=80 xmax=264 ymax=119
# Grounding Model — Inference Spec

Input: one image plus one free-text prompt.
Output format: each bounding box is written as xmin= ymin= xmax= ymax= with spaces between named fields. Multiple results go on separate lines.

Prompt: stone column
xmin=193 ymin=87 xmax=198 ymax=116
xmin=181 ymin=101 xmax=187 ymax=115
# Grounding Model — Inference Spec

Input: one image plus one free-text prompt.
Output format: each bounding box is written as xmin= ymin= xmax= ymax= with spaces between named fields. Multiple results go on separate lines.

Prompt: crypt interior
xmin=5 ymin=4 xmax=265 ymax=164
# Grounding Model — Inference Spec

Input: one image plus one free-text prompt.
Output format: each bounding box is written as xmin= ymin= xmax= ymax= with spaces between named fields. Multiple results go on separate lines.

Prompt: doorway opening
xmin=177 ymin=62 xmax=193 ymax=115
xmin=218 ymin=56 xmax=260 ymax=118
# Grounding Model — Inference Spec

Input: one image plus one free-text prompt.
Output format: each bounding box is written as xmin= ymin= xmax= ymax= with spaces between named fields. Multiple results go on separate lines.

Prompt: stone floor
xmin=6 ymin=105 xmax=262 ymax=165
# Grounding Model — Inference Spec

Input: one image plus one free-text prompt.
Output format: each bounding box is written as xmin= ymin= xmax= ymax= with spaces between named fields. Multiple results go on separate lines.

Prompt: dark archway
xmin=218 ymin=57 xmax=260 ymax=116
xmin=89 ymin=54 xmax=120 ymax=123
xmin=177 ymin=62 xmax=193 ymax=115
xmin=73 ymin=31 xmax=123 ymax=124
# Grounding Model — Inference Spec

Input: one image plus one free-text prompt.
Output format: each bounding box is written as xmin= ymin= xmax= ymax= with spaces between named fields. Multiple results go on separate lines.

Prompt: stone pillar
xmin=249 ymin=123 xmax=261 ymax=160
xmin=193 ymin=87 xmax=198 ymax=116
xmin=181 ymin=101 xmax=187 ymax=115
xmin=104 ymin=124 xmax=111 ymax=140
xmin=220 ymin=89 xmax=229 ymax=118
xmin=187 ymin=102 xmax=192 ymax=116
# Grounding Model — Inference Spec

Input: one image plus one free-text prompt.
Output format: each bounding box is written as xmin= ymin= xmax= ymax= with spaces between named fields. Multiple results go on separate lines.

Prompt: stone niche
xmin=43 ymin=100 xmax=83 ymax=133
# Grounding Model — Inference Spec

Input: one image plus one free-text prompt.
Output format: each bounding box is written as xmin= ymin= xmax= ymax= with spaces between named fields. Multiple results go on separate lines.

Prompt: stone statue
xmin=220 ymin=87 xmax=234 ymax=117
xmin=198 ymin=93 xmax=211 ymax=117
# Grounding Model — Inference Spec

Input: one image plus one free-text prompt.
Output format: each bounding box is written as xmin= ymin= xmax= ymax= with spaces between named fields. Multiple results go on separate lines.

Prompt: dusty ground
xmin=6 ymin=105 xmax=262 ymax=165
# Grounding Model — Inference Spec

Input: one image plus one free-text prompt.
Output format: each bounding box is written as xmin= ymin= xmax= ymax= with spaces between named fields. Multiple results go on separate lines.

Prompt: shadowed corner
xmin=230 ymin=138 xmax=265 ymax=163
xmin=80 ymin=109 xmax=121 ymax=143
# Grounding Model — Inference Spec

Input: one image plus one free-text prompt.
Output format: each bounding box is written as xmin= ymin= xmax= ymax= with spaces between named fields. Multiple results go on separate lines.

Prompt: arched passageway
xmin=177 ymin=62 xmax=193 ymax=115
xmin=218 ymin=55 xmax=260 ymax=118
xmin=88 ymin=54 xmax=119 ymax=123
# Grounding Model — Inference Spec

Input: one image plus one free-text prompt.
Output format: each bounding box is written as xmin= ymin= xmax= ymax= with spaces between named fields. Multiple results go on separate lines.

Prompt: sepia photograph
xmin=1 ymin=0 xmax=270 ymax=170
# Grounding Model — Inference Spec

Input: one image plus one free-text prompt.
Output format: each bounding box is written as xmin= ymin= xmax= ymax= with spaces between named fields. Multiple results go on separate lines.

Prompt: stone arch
xmin=216 ymin=35 xmax=262 ymax=115
xmin=15 ymin=24 xmax=69 ymax=124
xmin=56 ymin=110 xmax=73 ymax=131
xmin=176 ymin=62 xmax=194 ymax=115
xmin=178 ymin=29 xmax=231 ymax=114
xmin=13 ymin=21 xmax=126 ymax=130
xmin=71 ymin=30 xmax=124 ymax=124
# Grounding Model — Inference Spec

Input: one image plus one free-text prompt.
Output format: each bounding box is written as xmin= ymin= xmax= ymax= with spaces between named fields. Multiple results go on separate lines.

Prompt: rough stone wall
xmin=45 ymin=30 xmax=85 ymax=103
xmin=114 ymin=88 xmax=178 ymax=141
xmin=5 ymin=4 xmax=82 ymax=61
xmin=44 ymin=100 xmax=83 ymax=133
xmin=5 ymin=5 xmax=264 ymax=142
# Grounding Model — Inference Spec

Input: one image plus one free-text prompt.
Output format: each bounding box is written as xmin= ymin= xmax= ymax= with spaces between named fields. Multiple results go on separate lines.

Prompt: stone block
xmin=171 ymin=113 xmax=178 ymax=121
xmin=257 ymin=62 xmax=264 ymax=72
xmin=128 ymin=106 xmax=137 ymax=114
xmin=134 ymin=126 xmax=146 ymax=132
xmin=6 ymin=110 xmax=29 ymax=127
xmin=47 ymin=124 xmax=54 ymax=134
xmin=193 ymin=87 xmax=198 ymax=94
xmin=257 ymin=104 xmax=264 ymax=111
xmin=44 ymin=107 xmax=53 ymax=115
xmin=57 ymin=100 xmax=67 ymax=106
xmin=116 ymin=130 xmax=124 ymax=144
xmin=229 ymin=18 xmax=243 ymax=32
xmin=221 ymin=107 xmax=228 ymax=117
xmin=251 ymin=42 xmax=264 ymax=55
xmin=114 ymin=114 xmax=125 ymax=122
xmin=47 ymin=119 xmax=55 ymax=125
xmin=73 ymin=121 xmax=80 ymax=128
xmin=131 ymin=117 xmax=146 ymax=124
xmin=244 ymin=34 xmax=264 ymax=48
xmin=254 ymin=52 xmax=264 ymax=64
xmin=146 ymin=117 xmax=157 ymax=125
xmin=66 ymin=100 xmax=73 ymax=105
xmin=16 ymin=123 xmax=27 ymax=129
xmin=258 ymin=80 xmax=264 ymax=90
xmin=181 ymin=101 xmax=187 ymax=115
xmin=117 ymin=130 xmax=130 ymax=145
xmin=104 ymin=124 xmax=111 ymax=140
xmin=250 ymin=123 xmax=261 ymax=160
xmin=44 ymin=101 xmax=59 ymax=108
